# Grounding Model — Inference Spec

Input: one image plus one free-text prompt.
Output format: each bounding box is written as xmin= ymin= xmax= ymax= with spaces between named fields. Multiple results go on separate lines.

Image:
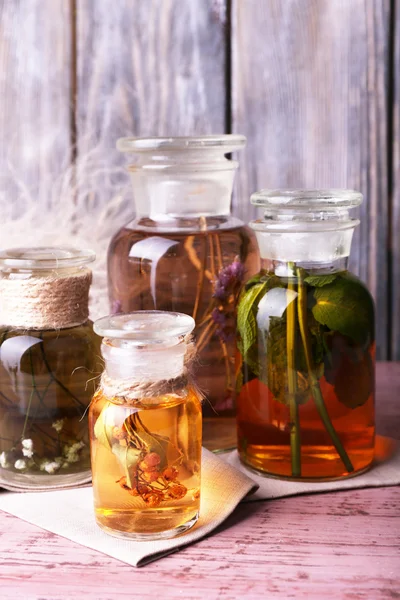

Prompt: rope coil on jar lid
xmin=0 ymin=271 xmax=92 ymax=330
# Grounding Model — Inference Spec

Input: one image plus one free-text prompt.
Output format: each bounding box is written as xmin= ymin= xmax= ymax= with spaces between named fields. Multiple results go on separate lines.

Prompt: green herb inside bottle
xmin=236 ymin=266 xmax=375 ymax=480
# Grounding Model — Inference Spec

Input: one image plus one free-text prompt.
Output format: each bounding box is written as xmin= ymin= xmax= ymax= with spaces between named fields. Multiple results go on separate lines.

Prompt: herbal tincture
xmin=0 ymin=247 xmax=101 ymax=489
xmin=89 ymin=311 xmax=202 ymax=540
xmin=107 ymin=135 xmax=259 ymax=453
xmin=236 ymin=190 xmax=375 ymax=480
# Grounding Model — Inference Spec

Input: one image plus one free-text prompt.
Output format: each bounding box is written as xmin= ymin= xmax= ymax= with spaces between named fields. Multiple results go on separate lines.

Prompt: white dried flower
xmin=0 ymin=451 xmax=10 ymax=468
xmin=43 ymin=460 xmax=61 ymax=474
xmin=69 ymin=441 xmax=85 ymax=453
xmin=14 ymin=459 xmax=27 ymax=470
xmin=67 ymin=453 xmax=79 ymax=464
xmin=22 ymin=447 xmax=34 ymax=458
xmin=63 ymin=440 xmax=85 ymax=464
xmin=52 ymin=419 xmax=65 ymax=433
xmin=22 ymin=439 xmax=33 ymax=450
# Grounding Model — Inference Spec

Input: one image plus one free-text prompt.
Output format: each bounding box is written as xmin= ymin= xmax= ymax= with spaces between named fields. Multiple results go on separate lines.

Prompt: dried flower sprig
xmin=0 ymin=428 xmax=87 ymax=475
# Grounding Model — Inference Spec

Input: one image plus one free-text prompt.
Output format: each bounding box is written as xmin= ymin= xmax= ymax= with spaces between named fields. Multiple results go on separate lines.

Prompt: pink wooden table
xmin=0 ymin=363 xmax=399 ymax=600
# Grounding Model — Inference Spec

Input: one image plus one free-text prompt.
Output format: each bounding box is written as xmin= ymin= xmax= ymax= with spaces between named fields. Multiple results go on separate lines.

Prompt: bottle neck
xmin=128 ymin=166 xmax=236 ymax=219
xmin=261 ymin=257 xmax=349 ymax=276
xmin=253 ymin=225 xmax=356 ymax=265
xmin=101 ymin=339 xmax=186 ymax=382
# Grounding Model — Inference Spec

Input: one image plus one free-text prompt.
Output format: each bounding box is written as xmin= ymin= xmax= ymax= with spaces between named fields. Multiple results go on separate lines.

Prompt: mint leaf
xmin=244 ymin=272 xmax=266 ymax=291
xmin=308 ymin=312 xmax=327 ymax=369
xmin=237 ymin=273 xmax=286 ymax=377
xmin=266 ymin=317 xmax=311 ymax=405
xmin=305 ymin=274 xmax=337 ymax=287
xmin=237 ymin=281 xmax=269 ymax=359
xmin=333 ymin=350 xmax=374 ymax=408
xmin=323 ymin=332 xmax=373 ymax=408
xmin=312 ymin=275 xmax=374 ymax=346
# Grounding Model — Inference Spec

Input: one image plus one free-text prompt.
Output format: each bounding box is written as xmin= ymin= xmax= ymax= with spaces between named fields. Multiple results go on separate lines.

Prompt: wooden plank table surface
xmin=0 ymin=362 xmax=399 ymax=600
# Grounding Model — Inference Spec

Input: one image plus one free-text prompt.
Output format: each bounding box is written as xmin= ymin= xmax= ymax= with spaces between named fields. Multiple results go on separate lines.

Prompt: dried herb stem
xmin=38 ymin=337 xmax=86 ymax=409
xmin=214 ymin=235 xmax=224 ymax=270
xmin=296 ymin=267 xmax=354 ymax=473
xmin=209 ymin=233 xmax=216 ymax=279
xmin=196 ymin=319 xmax=216 ymax=352
xmin=219 ymin=338 xmax=233 ymax=391
xmin=286 ymin=263 xmax=301 ymax=477
xmin=192 ymin=234 xmax=208 ymax=321
xmin=183 ymin=236 xmax=213 ymax=281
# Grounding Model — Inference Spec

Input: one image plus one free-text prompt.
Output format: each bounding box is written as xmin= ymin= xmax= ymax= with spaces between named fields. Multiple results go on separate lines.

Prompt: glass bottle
xmin=236 ymin=190 xmax=375 ymax=481
xmin=89 ymin=311 xmax=202 ymax=540
xmin=0 ymin=247 xmax=101 ymax=488
xmin=108 ymin=136 xmax=259 ymax=453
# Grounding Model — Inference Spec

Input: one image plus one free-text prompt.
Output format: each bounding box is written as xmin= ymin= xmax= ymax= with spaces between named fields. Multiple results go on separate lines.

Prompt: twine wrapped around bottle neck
xmin=0 ymin=271 xmax=92 ymax=330
xmin=99 ymin=337 xmax=200 ymax=404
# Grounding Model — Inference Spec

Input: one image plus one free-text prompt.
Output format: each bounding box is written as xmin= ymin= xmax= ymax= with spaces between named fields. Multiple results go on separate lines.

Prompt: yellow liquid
xmin=89 ymin=386 xmax=202 ymax=539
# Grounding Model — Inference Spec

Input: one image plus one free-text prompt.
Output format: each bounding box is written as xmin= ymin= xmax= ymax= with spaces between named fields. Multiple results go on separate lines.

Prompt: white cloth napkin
xmin=224 ymin=435 xmax=400 ymax=501
xmin=0 ymin=448 xmax=258 ymax=567
xmin=0 ymin=437 xmax=398 ymax=567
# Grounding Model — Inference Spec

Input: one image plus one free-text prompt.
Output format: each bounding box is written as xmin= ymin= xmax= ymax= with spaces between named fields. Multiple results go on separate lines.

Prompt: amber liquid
xmin=237 ymin=270 xmax=375 ymax=480
xmin=238 ymin=373 xmax=375 ymax=479
xmin=0 ymin=324 xmax=101 ymax=485
xmin=108 ymin=216 xmax=258 ymax=452
xmin=90 ymin=387 xmax=202 ymax=539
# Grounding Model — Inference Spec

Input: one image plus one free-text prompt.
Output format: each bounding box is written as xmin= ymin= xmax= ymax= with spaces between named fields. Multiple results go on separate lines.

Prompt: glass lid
xmin=0 ymin=247 xmax=96 ymax=270
xmin=117 ymin=135 xmax=246 ymax=154
xmin=251 ymin=189 xmax=363 ymax=211
xmin=94 ymin=311 xmax=195 ymax=345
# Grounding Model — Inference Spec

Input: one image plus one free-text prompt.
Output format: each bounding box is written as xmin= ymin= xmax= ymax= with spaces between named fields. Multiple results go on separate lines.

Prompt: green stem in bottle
xmin=296 ymin=267 xmax=354 ymax=473
xmin=286 ymin=262 xmax=301 ymax=477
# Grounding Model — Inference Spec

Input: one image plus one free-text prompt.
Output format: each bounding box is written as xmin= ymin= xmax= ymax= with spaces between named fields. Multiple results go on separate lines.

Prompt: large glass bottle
xmin=0 ymin=247 xmax=101 ymax=488
xmin=108 ymin=136 xmax=259 ymax=452
xmin=236 ymin=190 xmax=375 ymax=480
xmin=89 ymin=311 xmax=202 ymax=540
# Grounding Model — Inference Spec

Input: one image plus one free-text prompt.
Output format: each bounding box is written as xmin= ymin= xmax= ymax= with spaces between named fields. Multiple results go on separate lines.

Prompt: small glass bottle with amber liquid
xmin=89 ymin=311 xmax=202 ymax=540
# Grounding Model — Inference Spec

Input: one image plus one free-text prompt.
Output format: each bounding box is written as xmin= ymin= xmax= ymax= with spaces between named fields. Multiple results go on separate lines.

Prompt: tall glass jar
xmin=89 ymin=311 xmax=202 ymax=540
xmin=108 ymin=136 xmax=259 ymax=452
xmin=236 ymin=190 xmax=375 ymax=480
xmin=0 ymin=247 xmax=101 ymax=489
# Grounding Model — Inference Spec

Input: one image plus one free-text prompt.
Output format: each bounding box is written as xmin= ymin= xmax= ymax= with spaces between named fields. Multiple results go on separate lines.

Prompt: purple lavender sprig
xmin=212 ymin=259 xmax=245 ymax=342
xmin=111 ymin=299 xmax=122 ymax=314
xmin=213 ymin=259 xmax=245 ymax=301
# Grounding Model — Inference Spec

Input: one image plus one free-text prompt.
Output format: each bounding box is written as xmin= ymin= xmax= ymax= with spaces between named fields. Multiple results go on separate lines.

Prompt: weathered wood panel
xmin=75 ymin=0 xmax=227 ymax=208
xmin=392 ymin=0 xmax=400 ymax=359
xmin=0 ymin=0 xmax=72 ymax=218
xmin=0 ymin=362 xmax=399 ymax=599
xmin=232 ymin=0 xmax=390 ymax=359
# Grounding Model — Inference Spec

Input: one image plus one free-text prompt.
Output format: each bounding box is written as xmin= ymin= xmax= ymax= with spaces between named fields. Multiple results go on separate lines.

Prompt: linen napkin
xmin=224 ymin=435 xmax=400 ymax=501
xmin=0 ymin=447 xmax=258 ymax=567
xmin=0 ymin=437 xmax=398 ymax=567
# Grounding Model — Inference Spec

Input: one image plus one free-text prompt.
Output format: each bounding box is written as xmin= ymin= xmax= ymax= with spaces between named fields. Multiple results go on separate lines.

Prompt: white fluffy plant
xmin=1 ymin=138 xmax=134 ymax=320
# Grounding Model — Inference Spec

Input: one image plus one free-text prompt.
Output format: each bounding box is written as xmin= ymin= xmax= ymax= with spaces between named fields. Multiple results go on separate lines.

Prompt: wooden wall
xmin=0 ymin=0 xmax=399 ymax=360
